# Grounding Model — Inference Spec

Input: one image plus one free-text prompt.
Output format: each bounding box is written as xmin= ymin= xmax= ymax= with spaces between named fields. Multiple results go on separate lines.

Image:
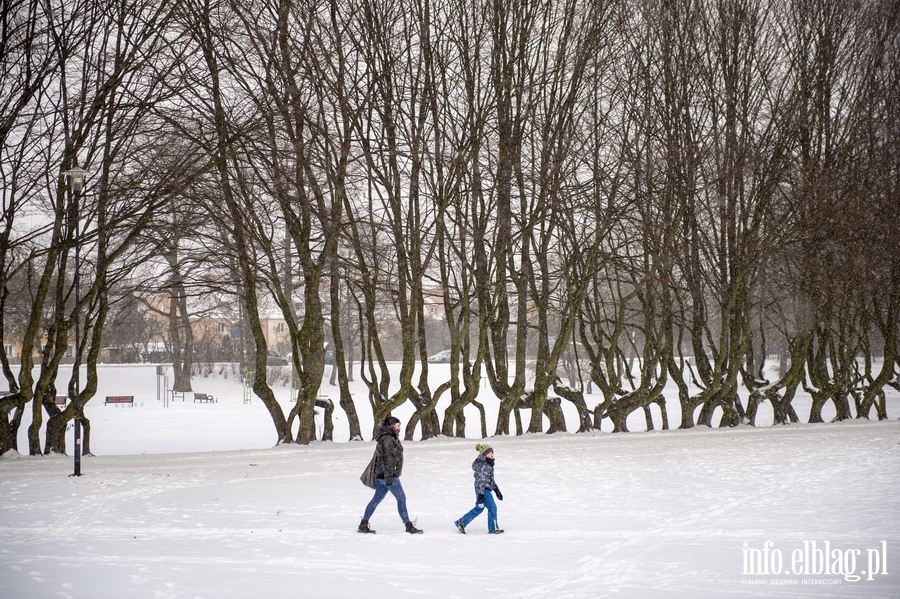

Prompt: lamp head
xmin=63 ymin=167 xmax=88 ymax=196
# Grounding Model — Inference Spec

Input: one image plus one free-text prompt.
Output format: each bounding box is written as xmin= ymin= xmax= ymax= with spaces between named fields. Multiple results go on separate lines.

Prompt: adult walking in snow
xmin=358 ymin=416 xmax=423 ymax=534
xmin=454 ymin=444 xmax=504 ymax=534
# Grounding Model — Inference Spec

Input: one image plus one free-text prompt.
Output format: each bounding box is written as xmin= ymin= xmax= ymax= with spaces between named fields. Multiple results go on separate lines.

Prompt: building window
xmin=276 ymin=323 xmax=285 ymax=334
xmin=218 ymin=323 xmax=226 ymax=334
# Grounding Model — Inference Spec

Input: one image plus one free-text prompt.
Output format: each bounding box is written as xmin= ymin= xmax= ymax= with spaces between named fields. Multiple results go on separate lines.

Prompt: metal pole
xmin=73 ymin=184 xmax=82 ymax=477
xmin=64 ymin=167 xmax=86 ymax=477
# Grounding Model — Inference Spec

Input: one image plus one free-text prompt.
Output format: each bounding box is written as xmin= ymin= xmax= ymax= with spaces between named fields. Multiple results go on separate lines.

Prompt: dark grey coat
xmin=374 ymin=424 xmax=404 ymax=484
xmin=472 ymin=453 xmax=498 ymax=492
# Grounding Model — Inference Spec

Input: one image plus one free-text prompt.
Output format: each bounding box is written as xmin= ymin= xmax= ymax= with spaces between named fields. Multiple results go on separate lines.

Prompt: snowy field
xmin=1 ymin=363 xmax=899 ymax=598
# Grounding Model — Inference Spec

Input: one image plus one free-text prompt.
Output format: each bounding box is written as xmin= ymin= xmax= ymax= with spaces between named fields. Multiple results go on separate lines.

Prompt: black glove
xmin=385 ymin=477 xmax=393 ymax=486
xmin=477 ymin=493 xmax=484 ymax=506
xmin=495 ymin=487 xmax=503 ymax=501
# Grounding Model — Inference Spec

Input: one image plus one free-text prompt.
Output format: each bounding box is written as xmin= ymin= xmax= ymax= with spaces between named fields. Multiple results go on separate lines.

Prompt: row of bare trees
xmin=2 ymin=0 xmax=898 ymax=454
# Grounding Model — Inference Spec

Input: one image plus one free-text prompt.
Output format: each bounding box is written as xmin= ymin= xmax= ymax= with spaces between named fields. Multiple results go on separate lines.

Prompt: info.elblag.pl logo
xmin=741 ymin=541 xmax=889 ymax=582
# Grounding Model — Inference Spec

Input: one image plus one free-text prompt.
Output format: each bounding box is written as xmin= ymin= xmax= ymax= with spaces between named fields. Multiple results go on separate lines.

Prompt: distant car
xmin=283 ymin=350 xmax=334 ymax=365
xmin=266 ymin=350 xmax=289 ymax=366
xmin=427 ymin=349 xmax=451 ymax=363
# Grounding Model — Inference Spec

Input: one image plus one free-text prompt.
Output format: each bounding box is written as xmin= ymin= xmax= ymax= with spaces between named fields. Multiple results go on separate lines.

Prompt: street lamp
xmin=63 ymin=167 xmax=87 ymax=477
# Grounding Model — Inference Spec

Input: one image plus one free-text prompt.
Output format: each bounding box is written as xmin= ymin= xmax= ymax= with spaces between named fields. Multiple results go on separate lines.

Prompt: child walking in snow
xmin=454 ymin=444 xmax=504 ymax=534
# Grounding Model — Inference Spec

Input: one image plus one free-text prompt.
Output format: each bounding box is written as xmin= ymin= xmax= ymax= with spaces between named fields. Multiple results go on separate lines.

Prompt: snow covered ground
xmin=1 ymin=364 xmax=899 ymax=598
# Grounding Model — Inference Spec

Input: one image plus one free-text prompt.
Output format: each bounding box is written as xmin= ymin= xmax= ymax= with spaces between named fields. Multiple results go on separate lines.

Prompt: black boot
xmin=358 ymin=519 xmax=375 ymax=534
xmin=405 ymin=521 xmax=423 ymax=534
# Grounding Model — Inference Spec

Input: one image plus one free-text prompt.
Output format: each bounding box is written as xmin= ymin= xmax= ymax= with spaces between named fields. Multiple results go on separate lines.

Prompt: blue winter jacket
xmin=472 ymin=454 xmax=499 ymax=492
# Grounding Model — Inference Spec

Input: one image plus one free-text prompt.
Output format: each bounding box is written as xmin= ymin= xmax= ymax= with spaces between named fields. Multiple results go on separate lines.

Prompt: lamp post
xmin=63 ymin=167 xmax=87 ymax=477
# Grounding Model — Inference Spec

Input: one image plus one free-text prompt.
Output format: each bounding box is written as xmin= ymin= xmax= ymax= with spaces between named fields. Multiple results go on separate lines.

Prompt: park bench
xmin=193 ymin=392 xmax=216 ymax=403
xmin=104 ymin=395 xmax=134 ymax=407
xmin=2 ymin=392 xmax=66 ymax=405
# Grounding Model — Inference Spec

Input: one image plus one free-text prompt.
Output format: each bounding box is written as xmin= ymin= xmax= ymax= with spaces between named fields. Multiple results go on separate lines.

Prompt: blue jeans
xmin=363 ymin=477 xmax=409 ymax=523
xmin=459 ymin=489 xmax=499 ymax=531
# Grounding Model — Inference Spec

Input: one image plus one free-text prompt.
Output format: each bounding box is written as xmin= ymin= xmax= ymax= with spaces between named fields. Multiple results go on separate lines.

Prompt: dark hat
xmin=476 ymin=443 xmax=493 ymax=456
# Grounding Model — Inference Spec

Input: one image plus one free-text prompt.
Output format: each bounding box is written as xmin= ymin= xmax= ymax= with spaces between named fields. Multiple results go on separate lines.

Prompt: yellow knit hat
xmin=476 ymin=443 xmax=493 ymax=456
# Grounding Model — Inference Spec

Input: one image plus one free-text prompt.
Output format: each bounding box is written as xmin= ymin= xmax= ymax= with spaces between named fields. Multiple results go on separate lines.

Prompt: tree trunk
xmin=746 ymin=391 xmax=762 ymax=426
xmin=544 ymin=397 xmax=566 ymax=434
xmin=552 ymin=381 xmax=592 ymax=433
xmin=655 ymin=396 xmax=669 ymax=430
xmin=807 ymin=389 xmax=829 ymax=423
xmin=0 ymin=394 xmax=22 ymax=455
